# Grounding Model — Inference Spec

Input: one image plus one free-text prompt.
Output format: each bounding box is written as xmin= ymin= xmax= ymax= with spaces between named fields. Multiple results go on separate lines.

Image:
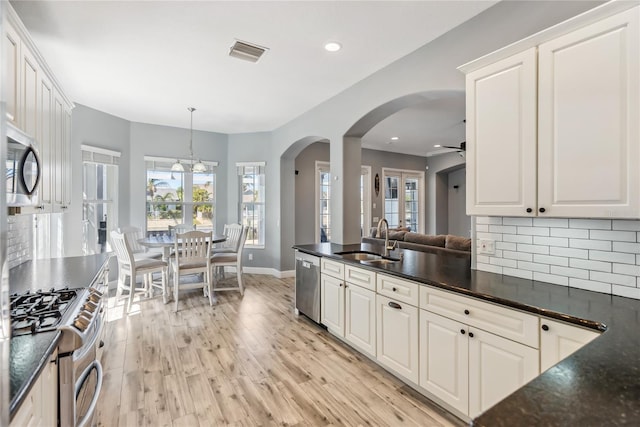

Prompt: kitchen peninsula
xmin=294 ymin=242 xmax=640 ymax=426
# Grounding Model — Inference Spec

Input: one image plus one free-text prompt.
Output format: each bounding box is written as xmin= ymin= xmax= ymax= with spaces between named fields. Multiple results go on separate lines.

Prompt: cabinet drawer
xmin=321 ymin=258 xmax=344 ymax=279
xmin=420 ymin=286 xmax=539 ymax=348
xmin=345 ymin=265 xmax=376 ymax=291
xmin=377 ymin=274 xmax=419 ymax=307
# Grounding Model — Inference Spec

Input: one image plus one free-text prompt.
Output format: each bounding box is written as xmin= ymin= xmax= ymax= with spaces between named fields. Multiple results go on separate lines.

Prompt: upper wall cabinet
xmin=3 ymin=5 xmax=74 ymax=213
xmin=462 ymin=5 xmax=640 ymax=218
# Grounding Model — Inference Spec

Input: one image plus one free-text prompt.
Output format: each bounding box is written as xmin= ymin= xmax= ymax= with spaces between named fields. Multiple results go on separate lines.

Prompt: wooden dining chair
xmin=110 ymin=230 xmax=168 ymax=313
xmin=172 ymin=230 xmax=212 ymax=312
xmin=210 ymin=226 xmax=248 ymax=296
xmin=211 ymin=223 xmax=243 ymax=278
xmin=117 ymin=226 xmax=162 ymax=260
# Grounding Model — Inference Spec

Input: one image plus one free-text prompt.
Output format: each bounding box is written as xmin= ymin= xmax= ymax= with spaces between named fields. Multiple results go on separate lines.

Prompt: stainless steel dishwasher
xmin=295 ymin=250 xmax=320 ymax=323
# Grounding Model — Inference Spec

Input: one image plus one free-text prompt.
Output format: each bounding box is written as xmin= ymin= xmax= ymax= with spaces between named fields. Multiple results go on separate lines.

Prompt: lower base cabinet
xmin=377 ymin=294 xmax=419 ymax=384
xmin=540 ymin=318 xmax=600 ymax=372
xmin=345 ymin=283 xmax=376 ymax=357
xmin=419 ymin=309 xmax=539 ymax=418
xmin=11 ymin=350 xmax=58 ymax=426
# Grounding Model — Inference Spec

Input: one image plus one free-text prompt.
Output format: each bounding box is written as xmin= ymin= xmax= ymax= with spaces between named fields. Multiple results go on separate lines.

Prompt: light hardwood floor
xmin=96 ymin=274 xmax=463 ymax=427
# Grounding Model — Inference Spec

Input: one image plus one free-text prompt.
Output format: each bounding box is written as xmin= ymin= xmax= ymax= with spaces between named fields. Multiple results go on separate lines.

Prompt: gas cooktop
xmin=10 ymin=288 xmax=78 ymax=336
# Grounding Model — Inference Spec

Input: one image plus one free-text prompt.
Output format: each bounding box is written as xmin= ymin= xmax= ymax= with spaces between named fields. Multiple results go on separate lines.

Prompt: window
xmin=145 ymin=157 xmax=217 ymax=236
xmin=238 ymin=162 xmax=265 ymax=247
xmin=382 ymin=168 xmax=424 ymax=232
xmin=81 ymin=145 xmax=119 ymax=255
xmin=316 ymin=162 xmax=371 ymax=243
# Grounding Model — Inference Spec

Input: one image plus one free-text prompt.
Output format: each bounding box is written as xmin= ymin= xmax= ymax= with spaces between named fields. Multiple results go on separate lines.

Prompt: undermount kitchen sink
xmin=336 ymin=251 xmax=400 ymax=264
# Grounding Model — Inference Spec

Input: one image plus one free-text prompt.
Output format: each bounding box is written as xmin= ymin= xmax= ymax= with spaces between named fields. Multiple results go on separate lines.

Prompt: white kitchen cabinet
xmin=345 ymin=282 xmax=376 ymax=357
xmin=21 ymin=43 xmax=39 ymax=139
xmin=468 ymin=327 xmax=539 ymax=418
xmin=419 ymin=309 xmax=469 ymax=415
xmin=463 ymin=6 xmax=640 ymax=218
xmin=537 ymin=7 xmax=640 ymax=218
xmin=4 ymin=18 xmax=21 ymax=127
xmin=465 ymin=48 xmax=538 ymax=217
xmin=320 ymin=274 xmax=344 ymax=335
xmin=10 ymin=350 xmax=58 ymax=427
xmin=376 ymin=294 xmax=419 ymax=384
xmin=53 ymin=91 xmax=72 ymax=212
xmin=540 ymin=319 xmax=600 ymax=373
xmin=37 ymin=73 xmax=54 ymax=212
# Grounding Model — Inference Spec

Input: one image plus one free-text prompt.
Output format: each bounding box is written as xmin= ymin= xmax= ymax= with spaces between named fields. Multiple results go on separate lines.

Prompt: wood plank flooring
xmin=96 ymin=274 xmax=464 ymax=427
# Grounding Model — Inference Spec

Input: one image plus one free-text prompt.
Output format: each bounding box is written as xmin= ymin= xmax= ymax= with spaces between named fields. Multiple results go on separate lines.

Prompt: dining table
xmin=138 ymin=233 xmax=227 ymax=263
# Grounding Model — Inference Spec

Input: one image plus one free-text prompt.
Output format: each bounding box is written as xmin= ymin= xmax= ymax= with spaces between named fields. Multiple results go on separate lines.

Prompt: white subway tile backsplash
xmin=477 ymin=262 xmax=503 ymax=274
xmin=533 ymin=236 xmax=569 ymax=247
xmin=502 ymin=267 xmax=533 ymax=280
xmin=613 ymin=242 xmax=640 ymax=254
xmin=570 ymin=258 xmax=612 ymax=273
xmin=533 ymin=254 xmax=569 ymax=267
xmin=613 ymin=220 xmax=640 ymax=231
xmin=474 ymin=216 xmax=640 ymax=300
xmin=503 ymin=217 xmax=533 ymax=226
xmin=503 ymin=234 xmax=533 ymax=244
xmin=550 ymin=265 xmax=589 ymax=280
xmin=550 ymin=247 xmax=589 ymax=259
xmin=489 ymin=225 xmax=517 ymax=234
xmin=570 ymin=239 xmax=612 ymax=251
xmin=590 ymin=230 xmax=637 ymax=242
xmin=613 ymin=285 xmax=640 ymax=299
xmin=517 ymin=226 xmax=550 ymax=236
xmin=534 ymin=272 xmax=568 ymax=286
xmin=7 ymin=215 xmax=33 ymax=269
xmin=550 ymin=228 xmax=590 ymax=239
xmin=570 ymin=278 xmax=612 ymax=294
xmin=476 ymin=217 xmax=503 ymax=225
xmin=496 ymin=241 xmax=517 ymax=251
xmin=518 ymin=261 xmax=550 ymax=273
xmin=590 ymin=250 xmax=636 ymax=265
xmin=569 ymin=219 xmax=612 ymax=230
xmin=533 ymin=218 xmax=568 ymax=228
xmin=504 ymin=251 xmax=533 ymax=262
xmin=516 ymin=244 xmax=549 ymax=255
xmin=590 ymin=271 xmax=636 ymax=287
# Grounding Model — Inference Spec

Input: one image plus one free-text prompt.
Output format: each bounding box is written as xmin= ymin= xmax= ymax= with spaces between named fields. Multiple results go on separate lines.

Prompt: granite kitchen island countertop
xmin=9 ymin=253 xmax=111 ymax=418
xmin=295 ymin=242 xmax=640 ymax=426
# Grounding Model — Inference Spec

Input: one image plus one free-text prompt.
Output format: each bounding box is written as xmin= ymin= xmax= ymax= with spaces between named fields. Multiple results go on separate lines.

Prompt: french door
xmin=382 ymin=169 xmax=424 ymax=233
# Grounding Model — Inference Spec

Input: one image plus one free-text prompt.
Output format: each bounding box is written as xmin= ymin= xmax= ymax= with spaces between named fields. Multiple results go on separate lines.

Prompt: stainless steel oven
xmin=59 ymin=288 xmax=104 ymax=427
xmin=6 ymin=123 xmax=41 ymax=207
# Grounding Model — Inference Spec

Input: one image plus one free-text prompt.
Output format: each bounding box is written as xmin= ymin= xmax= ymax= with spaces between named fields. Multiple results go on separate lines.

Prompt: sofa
xmin=362 ymin=227 xmax=471 ymax=257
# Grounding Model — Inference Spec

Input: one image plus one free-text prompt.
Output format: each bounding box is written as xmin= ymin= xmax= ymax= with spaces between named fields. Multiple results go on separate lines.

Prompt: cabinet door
xmin=538 ymin=7 xmax=640 ymax=218
xmin=468 ymin=328 xmax=539 ymax=418
xmin=40 ymin=350 xmax=58 ymax=424
xmin=4 ymin=20 xmax=21 ymax=127
xmin=63 ymin=107 xmax=72 ymax=208
xmin=376 ymin=294 xmax=419 ymax=384
xmin=53 ymin=93 xmax=65 ymax=208
xmin=38 ymin=74 xmax=54 ymax=209
xmin=465 ymin=48 xmax=538 ymax=216
xmin=10 ymin=374 xmax=39 ymax=427
xmin=540 ymin=319 xmax=600 ymax=372
xmin=345 ymin=283 xmax=376 ymax=357
xmin=21 ymin=45 xmax=39 ymax=138
xmin=419 ymin=310 xmax=469 ymax=415
xmin=321 ymin=274 xmax=344 ymax=336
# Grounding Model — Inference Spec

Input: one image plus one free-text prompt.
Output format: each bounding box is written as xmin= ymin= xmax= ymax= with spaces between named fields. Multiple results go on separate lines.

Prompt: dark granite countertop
xmin=9 ymin=253 xmax=110 ymax=417
xmin=294 ymin=243 xmax=640 ymax=426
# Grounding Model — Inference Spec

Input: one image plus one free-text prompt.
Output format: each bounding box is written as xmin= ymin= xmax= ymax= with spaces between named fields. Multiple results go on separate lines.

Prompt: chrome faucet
xmin=377 ymin=218 xmax=391 ymax=257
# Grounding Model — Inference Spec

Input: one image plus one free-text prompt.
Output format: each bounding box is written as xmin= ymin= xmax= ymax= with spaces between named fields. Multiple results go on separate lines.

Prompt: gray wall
xmin=447 ymin=167 xmax=470 ymax=237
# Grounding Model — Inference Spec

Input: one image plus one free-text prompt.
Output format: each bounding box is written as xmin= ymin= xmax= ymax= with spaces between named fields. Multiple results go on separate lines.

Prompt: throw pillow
xmin=404 ymin=233 xmax=446 ymax=247
xmin=445 ymin=235 xmax=472 ymax=251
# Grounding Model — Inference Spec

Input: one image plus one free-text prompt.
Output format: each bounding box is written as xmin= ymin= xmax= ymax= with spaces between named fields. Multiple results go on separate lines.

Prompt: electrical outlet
xmin=248 ymin=253 xmax=253 ymax=261
xmin=373 ymin=216 xmax=379 ymax=223
xmin=478 ymin=239 xmax=495 ymax=255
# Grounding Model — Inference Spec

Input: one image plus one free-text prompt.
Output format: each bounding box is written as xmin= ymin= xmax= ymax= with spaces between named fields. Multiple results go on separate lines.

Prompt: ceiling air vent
xmin=229 ymin=40 xmax=268 ymax=63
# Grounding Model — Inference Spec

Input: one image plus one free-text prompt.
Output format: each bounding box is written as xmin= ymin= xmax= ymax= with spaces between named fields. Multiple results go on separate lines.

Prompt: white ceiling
xmin=11 ymin=0 xmax=495 ymax=146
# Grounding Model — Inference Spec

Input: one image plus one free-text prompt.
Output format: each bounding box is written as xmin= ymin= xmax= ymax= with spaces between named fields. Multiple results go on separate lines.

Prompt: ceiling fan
xmin=434 ymin=141 xmax=466 ymax=152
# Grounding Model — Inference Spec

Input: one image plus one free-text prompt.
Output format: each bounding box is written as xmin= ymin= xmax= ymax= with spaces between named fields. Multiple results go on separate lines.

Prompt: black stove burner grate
xmin=10 ymin=288 xmax=78 ymax=336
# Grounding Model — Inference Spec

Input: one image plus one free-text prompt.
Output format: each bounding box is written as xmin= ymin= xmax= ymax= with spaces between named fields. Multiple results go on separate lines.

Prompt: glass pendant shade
xmin=192 ymin=160 xmax=207 ymax=173
xmin=171 ymin=160 xmax=185 ymax=172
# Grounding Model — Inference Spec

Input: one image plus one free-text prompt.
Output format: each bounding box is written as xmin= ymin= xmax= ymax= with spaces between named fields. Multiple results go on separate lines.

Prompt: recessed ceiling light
xmin=324 ymin=41 xmax=342 ymax=52
xmin=434 ymin=144 xmax=442 ymax=148
xmin=391 ymin=136 xmax=399 ymax=141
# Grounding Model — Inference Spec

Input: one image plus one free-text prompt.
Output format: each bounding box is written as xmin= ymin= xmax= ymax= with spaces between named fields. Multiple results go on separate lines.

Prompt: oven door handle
xmin=75 ymin=360 xmax=103 ymax=427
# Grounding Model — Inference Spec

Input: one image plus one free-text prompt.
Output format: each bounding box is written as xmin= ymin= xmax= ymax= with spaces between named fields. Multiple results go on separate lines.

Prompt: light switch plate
xmin=478 ymin=239 xmax=495 ymax=255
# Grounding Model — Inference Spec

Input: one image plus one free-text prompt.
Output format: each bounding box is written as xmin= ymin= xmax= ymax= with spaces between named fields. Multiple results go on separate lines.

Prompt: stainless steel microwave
xmin=6 ymin=123 xmax=41 ymax=207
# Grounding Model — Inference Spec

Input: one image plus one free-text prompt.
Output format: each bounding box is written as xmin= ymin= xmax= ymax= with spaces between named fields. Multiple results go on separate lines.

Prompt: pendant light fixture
xmin=171 ymin=107 xmax=207 ymax=173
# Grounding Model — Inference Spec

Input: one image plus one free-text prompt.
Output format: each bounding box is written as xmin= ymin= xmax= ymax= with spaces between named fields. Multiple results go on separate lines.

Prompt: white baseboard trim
xmin=243 ymin=267 xmax=295 ymax=278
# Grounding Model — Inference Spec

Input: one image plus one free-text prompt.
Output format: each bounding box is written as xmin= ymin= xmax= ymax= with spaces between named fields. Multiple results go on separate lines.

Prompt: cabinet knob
xmin=464 ymin=309 xmax=470 ymax=315
xmin=468 ymin=332 xmax=474 ymax=338
xmin=526 ymin=208 xmax=532 ymax=213
xmin=539 ymin=207 xmax=546 ymax=213
xmin=542 ymin=324 xmax=549 ymax=331
xmin=339 ymin=283 xmax=343 ymax=287
xmin=392 ymin=287 xmax=397 ymax=292
xmin=460 ymin=329 xmax=466 ymax=335
xmin=388 ymin=301 xmax=402 ymax=310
